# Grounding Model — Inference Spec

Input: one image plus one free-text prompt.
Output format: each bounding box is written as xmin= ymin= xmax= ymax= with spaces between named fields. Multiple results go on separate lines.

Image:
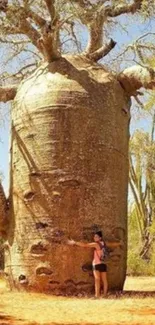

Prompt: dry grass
xmin=1 ymin=277 xmax=155 ymax=325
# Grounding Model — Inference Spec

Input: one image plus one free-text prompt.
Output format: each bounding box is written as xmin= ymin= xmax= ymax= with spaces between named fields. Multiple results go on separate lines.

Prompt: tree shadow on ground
xmin=0 ymin=313 xmax=38 ymax=325
xmin=0 ymin=314 xmax=103 ymax=325
xmin=111 ymin=290 xmax=155 ymax=298
xmin=0 ymin=313 xmax=23 ymax=325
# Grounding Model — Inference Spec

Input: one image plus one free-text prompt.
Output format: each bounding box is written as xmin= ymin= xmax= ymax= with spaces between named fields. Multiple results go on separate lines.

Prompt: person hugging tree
xmin=68 ymin=231 xmax=123 ymax=299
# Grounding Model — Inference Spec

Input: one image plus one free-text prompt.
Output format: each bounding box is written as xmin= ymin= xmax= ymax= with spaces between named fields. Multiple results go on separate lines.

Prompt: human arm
xmin=105 ymin=240 xmax=123 ymax=248
xmin=68 ymin=239 xmax=97 ymax=248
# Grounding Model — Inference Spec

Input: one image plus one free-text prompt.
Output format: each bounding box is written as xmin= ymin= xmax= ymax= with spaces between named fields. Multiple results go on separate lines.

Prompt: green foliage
xmin=128 ymin=249 xmax=155 ymax=276
xmin=128 ymin=103 xmax=155 ymax=275
xmin=128 ymin=205 xmax=155 ymax=275
xmin=140 ymin=0 xmax=155 ymax=17
xmin=144 ymin=94 xmax=155 ymax=111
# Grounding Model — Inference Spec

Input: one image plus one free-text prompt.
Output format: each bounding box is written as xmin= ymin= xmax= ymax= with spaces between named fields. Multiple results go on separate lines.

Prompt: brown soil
xmin=0 ymin=277 xmax=155 ymax=325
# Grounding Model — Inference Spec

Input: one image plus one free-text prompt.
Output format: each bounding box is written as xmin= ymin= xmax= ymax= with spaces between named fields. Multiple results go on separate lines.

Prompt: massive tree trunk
xmin=5 ymin=55 xmax=130 ymax=294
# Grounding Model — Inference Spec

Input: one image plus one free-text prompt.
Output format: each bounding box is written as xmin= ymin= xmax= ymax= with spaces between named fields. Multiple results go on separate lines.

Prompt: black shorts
xmin=93 ymin=264 xmax=107 ymax=272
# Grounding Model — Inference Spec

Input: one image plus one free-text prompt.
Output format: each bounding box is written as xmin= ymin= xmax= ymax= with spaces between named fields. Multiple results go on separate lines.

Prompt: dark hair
xmin=95 ymin=231 xmax=103 ymax=238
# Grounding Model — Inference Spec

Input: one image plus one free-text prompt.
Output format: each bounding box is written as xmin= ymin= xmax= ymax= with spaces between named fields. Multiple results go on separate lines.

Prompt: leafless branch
xmin=85 ymin=16 xmax=105 ymax=54
xmin=18 ymin=19 xmax=41 ymax=50
xmin=26 ymin=8 xmax=46 ymax=27
xmin=86 ymin=38 xmax=116 ymax=61
xmin=0 ymin=37 xmax=29 ymax=45
xmin=38 ymin=22 xmax=61 ymax=61
xmin=2 ymin=63 xmax=37 ymax=83
xmin=70 ymin=0 xmax=92 ymax=9
xmin=44 ymin=0 xmax=57 ymax=22
xmin=0 ymin=3 xmax=61 ymax=61
xmin=134 ymin=94 xmax=144 ymax=108
xmin=105 ymin=0 xmax=142 ymax=17
xmin=135 ymin=32 xmax=155 ymax=42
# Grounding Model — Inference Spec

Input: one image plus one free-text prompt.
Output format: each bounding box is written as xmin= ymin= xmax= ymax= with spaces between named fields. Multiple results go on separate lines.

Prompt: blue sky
xmin=0 ymin=10 xmax=155 ymax=196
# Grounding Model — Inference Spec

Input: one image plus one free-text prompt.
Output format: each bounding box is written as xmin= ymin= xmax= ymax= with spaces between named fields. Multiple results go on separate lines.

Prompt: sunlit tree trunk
xmin=0 ymin=0 xmax=155 ymax=295
xmin=5 ymin=56 xmax=130 ymax=293
xmin=0 ymin=182 xmax=8 ymax=239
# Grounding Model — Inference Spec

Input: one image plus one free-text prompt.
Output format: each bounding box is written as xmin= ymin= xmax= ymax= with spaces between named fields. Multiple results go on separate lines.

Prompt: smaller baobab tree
xmin=0 ymin=0 xmax=155 ymax=294
xmin=0 ymin=173 xmax=8 ymax=240
xmin=0 ymin=174 xmax=8 ymax=270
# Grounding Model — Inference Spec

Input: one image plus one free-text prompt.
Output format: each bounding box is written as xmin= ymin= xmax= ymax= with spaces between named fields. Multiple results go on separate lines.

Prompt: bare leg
xmin=93 ymin=270 xmax=101 ymax=298
xmin=101 ymin=272 xmax=108 ymax=297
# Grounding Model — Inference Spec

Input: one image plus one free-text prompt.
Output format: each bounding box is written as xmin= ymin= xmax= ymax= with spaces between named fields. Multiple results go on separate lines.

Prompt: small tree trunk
xmin=0 ymin=182 xmax=8 ymax=270
xmin=0 ymin=182 xmax=8 ymax=239
xmin=6 ymin=55 xmax=130 ymax=294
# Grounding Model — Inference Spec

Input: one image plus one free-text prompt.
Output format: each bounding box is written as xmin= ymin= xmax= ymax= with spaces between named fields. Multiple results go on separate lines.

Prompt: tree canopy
xmin=0 ymin=0 xmax=155 ymax=101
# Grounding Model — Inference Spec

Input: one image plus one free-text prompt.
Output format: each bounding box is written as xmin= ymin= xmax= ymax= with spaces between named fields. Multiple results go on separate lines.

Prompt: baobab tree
xmin=0 ymin=0 xmax=155 ymax=294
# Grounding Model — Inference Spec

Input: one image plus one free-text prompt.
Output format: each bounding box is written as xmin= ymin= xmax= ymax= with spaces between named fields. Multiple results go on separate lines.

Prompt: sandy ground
xmin=0 ymin=277 xmax=155 ymax=325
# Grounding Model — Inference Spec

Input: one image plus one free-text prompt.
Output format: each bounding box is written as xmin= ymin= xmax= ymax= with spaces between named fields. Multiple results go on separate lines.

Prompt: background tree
xmin=128 ymin=94 xmax=155 ymax=274
xmin=0 ymin=0 xmax=155 ymax=294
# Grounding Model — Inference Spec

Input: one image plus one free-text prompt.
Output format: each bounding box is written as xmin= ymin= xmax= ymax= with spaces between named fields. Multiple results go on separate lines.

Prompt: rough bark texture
xmin=0 ymin=86 xmax=17 ymax=103
xmin=5 ymin=55 xmax=130 ymax=294
xmin=118 ymin=66 xmax=155 ymax=96
xmin=0 ymin=182 xmax=8 ymax=239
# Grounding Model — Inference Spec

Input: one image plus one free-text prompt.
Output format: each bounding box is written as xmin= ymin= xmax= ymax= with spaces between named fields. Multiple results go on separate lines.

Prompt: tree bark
xmin=105 ymin=0 xmax=142 ymax=17
xmin=86 ymin=39 xmax=116 ymax=62
xmin=5 ymin=55 xmax=130 ymax=294
xmin=118 ymin=66 xmax=155 ymax=95
xmin=0 ymin=86 xmax=17 ymax=102
xmin=0 ymin=182 xmax=8 ymax=239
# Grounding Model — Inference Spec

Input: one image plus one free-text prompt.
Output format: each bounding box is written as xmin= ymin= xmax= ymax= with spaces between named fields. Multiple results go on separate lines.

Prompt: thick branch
xmin=0 ymin=0 xmax=8 ymax=11
xmin=86 ymin=38 xmax=116 ymax=61
xmin=0 ymin=86 xmax=17 ymax=102
xmin=26 ymin=9 xmax=46 ymax=27
xmin=44 ymin=0 xmax=56 ymax=22
xmin=70 ymin=0 xmax=92 ymax=9
xmin=71 ymin=0 xmax=142 ymax=56
xmin=19 ymin=19 xmax=41 ymax=49
xmin=85 ymin=16 xmax=104 ymax=54
xmin=105 ymin=0 xmax=142 ymax=17
xmin=70 ymin=0 xmax=105 ymax=55
xmin=0 ymin=5 xmax=42 ymax=49
xmin=2 ymin=4 xmax=46 ymax=29
xmin=38 ymin=23 xmax=61 ymax=61
xmin=118 ymin=66 xmax=155 ymax=95
xmin=1 ymin=4 xmax=60 ymax=61
xmin=1 ymin=16 xmax=60 ymax=62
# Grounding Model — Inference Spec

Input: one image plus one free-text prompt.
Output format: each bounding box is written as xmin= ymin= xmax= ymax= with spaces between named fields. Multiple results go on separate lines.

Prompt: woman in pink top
xmin=68 ymin=231 xmax=122 ymax=298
